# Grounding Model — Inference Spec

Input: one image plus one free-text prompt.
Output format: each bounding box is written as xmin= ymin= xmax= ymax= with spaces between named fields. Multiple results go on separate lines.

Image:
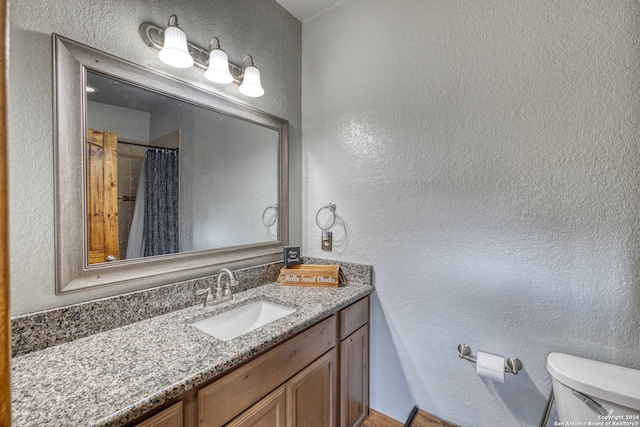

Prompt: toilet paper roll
xmin=476 ymin=351 xmax=505 ymax=383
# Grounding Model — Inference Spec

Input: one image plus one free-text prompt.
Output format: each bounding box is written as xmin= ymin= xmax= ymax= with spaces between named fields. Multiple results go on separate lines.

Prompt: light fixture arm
xmin=167 ymin=14 xmax=179 ymax=27
xmin=241 ymin=55 xmax=255 ymax=77
xmin=209 ymin=37 xmax=221 ymax=51
xmin=139 ymin=21 xmax=243 ymax=85
xmin=242 ymin=55 xmax=254 ymax=68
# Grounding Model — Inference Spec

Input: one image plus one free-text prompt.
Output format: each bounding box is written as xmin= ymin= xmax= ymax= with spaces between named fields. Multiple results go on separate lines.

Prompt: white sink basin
xmin=192 ymin=300 xmax=295 ymax=341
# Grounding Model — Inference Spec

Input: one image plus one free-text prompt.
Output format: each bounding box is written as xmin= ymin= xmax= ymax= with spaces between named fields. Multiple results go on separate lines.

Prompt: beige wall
xmin=8 ymin=0 xmax=301 ymax=314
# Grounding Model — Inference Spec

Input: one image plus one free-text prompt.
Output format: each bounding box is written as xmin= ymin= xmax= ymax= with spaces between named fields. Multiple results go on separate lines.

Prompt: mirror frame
xmin=53 ymin=34 xmax=289 ymax=294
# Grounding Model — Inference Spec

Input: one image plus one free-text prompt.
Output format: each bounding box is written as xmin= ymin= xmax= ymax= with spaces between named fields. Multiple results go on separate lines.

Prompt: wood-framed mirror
xmin=53 ymin=34 xmax=289 ymax=293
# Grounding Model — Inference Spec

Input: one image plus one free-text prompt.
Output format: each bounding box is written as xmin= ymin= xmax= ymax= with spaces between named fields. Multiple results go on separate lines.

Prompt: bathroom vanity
xmin=11 ymin=276 xmax=372 ymax=427
xmin=137 ymin=296 xmax=368 ymax=427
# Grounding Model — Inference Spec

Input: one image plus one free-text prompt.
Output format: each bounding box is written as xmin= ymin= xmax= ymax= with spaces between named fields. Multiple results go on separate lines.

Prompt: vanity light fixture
xmin=204 ymin=37 xmax=233 ymax=84
xmin=239 ymin=55 xmax=264 ymax=98
xmin=139 ymin=15 xmax=264 ymax=97
xmin=158 ymin=15 xmax=194 ymax=68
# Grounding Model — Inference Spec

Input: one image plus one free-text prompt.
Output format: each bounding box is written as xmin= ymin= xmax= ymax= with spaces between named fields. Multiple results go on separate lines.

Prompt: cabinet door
xmin=287 ymin=348 xmax=337 ymax=427
xmin=199 ymin=316 xmax=337 ymax=427
xmin=135 ymin=402 xmax=182 ymax=427
xmin=226 ymin=385 xmax=286 ymax=427
xmin=340 ymin=325 xmax=369 ymax=427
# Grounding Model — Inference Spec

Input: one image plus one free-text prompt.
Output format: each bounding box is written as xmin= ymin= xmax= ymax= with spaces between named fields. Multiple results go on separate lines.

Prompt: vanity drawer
xmin=339 ymin=297 xmax=369 ymax=339
xmin=134 ymin=402 xmax=182 ymax=427
xmin=198 ymin=315 xmax=337 ymax=427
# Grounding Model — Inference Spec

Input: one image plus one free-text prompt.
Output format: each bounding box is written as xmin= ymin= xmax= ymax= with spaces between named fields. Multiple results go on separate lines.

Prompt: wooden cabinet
xmin=339 ymin=297 xmax=369 ymax=339
xmin=127 ymin=296 xmax=370 ymax=427
xmin=198 ymin=316 xmax=336 ymax=427
xmin=338 ymin=297 xmax=370 ymax=427
xmin=229 ymin=348 xmax=338 ymax=427
xmin=287 ymin=348 xmax=337 ymax=427
xmin=135 ymin=402 xmax=183 ymax=427
xmin=226 ymin=386 xmax=286 ymax=427
xmin=340 ymin=325 xmax=369 ymax=427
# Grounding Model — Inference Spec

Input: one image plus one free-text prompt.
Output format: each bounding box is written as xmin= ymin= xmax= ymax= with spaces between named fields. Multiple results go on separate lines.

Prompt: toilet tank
xmin=547 ymin=353 xmax=640 ymax=423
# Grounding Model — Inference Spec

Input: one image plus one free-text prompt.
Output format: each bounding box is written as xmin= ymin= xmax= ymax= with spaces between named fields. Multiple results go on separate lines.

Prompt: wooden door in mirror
xmin=87 ymin=129 xmax=120 ymax=264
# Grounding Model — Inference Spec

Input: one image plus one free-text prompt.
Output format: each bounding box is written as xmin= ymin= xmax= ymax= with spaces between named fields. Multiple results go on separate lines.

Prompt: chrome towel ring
xmin=315 ymin=203 xmax=337 ymax=230
xmin=262 ymin=204 xmax=278 ymax=227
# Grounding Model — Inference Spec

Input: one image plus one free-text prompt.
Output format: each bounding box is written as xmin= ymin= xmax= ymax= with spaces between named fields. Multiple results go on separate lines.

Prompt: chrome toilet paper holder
xmin=458 ymin=343 xmax=523 ymax=375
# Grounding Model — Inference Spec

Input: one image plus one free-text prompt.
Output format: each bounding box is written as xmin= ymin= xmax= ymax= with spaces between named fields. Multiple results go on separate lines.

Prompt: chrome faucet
xmin=216 ymin=268 xmax=238 ymax=299
xmin=196 ymin=268 xmax=237 ymax=308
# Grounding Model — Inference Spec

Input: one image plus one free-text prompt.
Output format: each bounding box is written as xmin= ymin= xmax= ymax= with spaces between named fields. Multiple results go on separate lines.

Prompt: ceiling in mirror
xmin=53 ymin=34 xmax=288 ymax=293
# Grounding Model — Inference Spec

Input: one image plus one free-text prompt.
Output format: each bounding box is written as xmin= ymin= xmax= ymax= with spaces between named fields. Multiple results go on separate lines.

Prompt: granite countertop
xmin=11 ymin=281 xmax=374 ymax=427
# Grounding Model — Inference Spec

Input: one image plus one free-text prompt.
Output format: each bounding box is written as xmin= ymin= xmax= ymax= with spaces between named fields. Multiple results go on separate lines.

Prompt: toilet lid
xmin=547 ymin=352 xmax=640 ymax=410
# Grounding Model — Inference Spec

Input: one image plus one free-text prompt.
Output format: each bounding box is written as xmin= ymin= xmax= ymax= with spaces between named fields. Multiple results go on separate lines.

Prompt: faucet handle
xmin=196 ymin=288 xmax=210 ymax=297
xmin=196 ymin=288 xmax=215 ymax=307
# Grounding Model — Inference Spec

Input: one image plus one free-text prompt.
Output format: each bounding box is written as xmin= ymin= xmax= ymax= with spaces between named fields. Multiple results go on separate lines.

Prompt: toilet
xmin=547 ymin=352 xmax=640 ymax=422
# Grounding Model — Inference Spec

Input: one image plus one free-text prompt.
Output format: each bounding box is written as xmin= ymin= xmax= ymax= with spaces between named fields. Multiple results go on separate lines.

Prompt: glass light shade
xmin=204 ymin=49 xmax=233 ymax=84
xmin=159 ymin=26 xmax=194 ymax=68
xmin=239 ymin=65 xmax=264 ymax=97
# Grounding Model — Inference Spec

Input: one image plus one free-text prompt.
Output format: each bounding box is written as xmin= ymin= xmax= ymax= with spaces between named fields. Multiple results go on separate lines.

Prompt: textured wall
xmin=9 ymin=0 xmax=301 ymax=314
xmin=87 ymin=102 xmax=151 ymax=142
xmin=302 ymin=0 xmax=640 ymax=425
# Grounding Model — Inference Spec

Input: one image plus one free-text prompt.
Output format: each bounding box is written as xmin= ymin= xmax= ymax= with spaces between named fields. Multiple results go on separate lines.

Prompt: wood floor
xmin=410 ymin=410 xmax=459 ymax=427
xmin=364 ymin=408 xmax=458 ymax=427
xmin=363 ymin=409 xmax=403 ymax=427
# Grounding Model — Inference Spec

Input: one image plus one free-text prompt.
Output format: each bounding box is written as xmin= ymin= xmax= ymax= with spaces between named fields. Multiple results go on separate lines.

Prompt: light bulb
xmin=239 ymin=65 xmax=264 ymax=97
xmin=158 ymin=16 xmax=193 ymax=68
xmin=204 ymin=48 xmax=233 ymax=84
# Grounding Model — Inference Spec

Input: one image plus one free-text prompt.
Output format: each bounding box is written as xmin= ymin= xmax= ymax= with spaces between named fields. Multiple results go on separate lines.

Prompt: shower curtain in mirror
xmin=126 ymin=148 xmax=179 ymax=258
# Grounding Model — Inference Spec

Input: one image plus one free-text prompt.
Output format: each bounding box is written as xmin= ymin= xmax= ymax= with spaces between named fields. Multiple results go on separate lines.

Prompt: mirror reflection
xmin=86 ymin=71 xmax=279 ymax=264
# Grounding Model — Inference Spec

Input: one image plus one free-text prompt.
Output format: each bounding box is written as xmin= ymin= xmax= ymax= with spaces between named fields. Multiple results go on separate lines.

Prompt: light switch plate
xmin=322 ymin=231 xmax=332 ymax=251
